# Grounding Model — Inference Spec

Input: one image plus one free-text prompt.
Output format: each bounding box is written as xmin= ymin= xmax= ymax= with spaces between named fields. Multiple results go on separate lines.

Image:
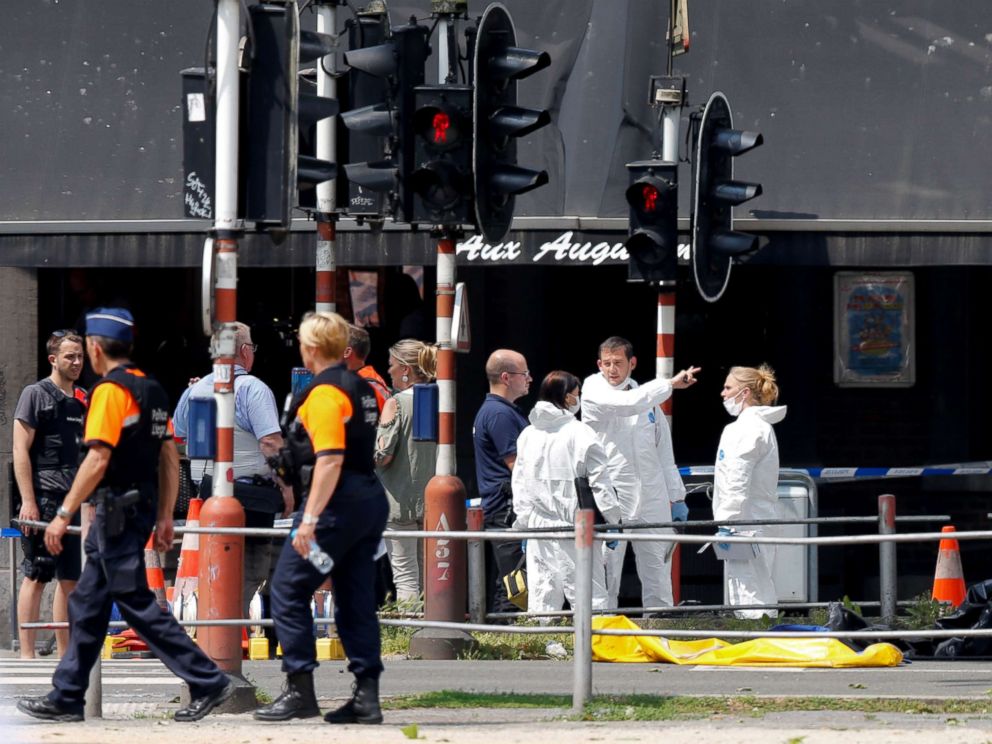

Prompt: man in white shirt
xmin=580 ymin=336 xmax=698 ymax=611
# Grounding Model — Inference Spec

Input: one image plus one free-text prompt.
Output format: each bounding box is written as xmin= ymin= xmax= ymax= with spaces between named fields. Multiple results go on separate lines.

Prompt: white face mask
xmin=567 ymin=399 xmax=581 ymax=415
xmin=723 ymin=391 xmax=745 ymax=417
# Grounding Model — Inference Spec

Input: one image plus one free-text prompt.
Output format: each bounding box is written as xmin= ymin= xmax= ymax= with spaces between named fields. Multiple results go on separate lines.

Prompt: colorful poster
xmin=834 ymin=272 xmax=914 ymax=387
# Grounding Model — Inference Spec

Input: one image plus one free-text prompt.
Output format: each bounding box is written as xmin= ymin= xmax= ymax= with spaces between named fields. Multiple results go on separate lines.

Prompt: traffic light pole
xmin=659 ymin=2 xmax=683 ymax=602
xmin=315 ymin=0 xmax=338 ymax=312
xmin=410 ymin=3 xmax=472 ymax=660
xmin=200 ymin=0 xmax=247 ymax=691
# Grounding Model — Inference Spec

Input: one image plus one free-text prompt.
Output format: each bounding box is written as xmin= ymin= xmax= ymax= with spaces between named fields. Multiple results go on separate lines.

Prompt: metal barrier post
xmin=7 ymin=532 xmax=16 ymax=648
xmin=572 ymin=509 xmax=593 ymax=713
xmin=467 ymin=507 xmax=485 ymax=625
xmin=82 ymin=504 xmax=101 ymax=719
xmin=878 ymin=494 xmax=897 ymax=622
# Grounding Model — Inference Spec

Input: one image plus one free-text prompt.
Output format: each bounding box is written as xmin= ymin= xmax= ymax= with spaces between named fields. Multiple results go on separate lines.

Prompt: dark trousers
xmin=271 ymin=494 xmax=388 ymax=680
xmin=50 ymin=522 xmax=226 ymax=711
xmin=483 ymin=502 xmax=524 ymax=616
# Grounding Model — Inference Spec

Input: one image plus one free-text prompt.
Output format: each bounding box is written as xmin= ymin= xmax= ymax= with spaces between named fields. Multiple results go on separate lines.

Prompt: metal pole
xmin=82 ymin=505 xmax=101 ymax=719
xmin=878 ymin=494 xmax=897 ymax=622
xmin=8 ymin=533 xmax=16 ymax=648
xmin=200 ymin=0 xmax=246 ymax=675
xmin=435 ymin=235 xmax=457 ymax=477
xmin=315 ymin=2 xmax=337 ymax=312
xmin=572 ymin=509 xmax=593 ymax=714
xmin=467 ymin=507 xmax=485 ymax=624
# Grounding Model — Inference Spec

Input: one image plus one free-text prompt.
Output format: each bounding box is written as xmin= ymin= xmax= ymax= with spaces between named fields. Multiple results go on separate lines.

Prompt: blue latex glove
xmin=521 ymin=539 xmax=527 ymax=554
xmin=605 ymin=520 xmax=622 ymax=550
xmin=716 ymin=526 xmax=733 ymax=551
xmin=670 ymin=501 xmax=689 ymax=522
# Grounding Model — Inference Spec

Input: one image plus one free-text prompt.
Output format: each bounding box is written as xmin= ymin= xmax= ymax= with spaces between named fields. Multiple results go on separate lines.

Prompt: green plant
xmin=903 ymin=592 xmax=944 ymax=629
xmin=840 ymin=595 xmax=863 ymax=617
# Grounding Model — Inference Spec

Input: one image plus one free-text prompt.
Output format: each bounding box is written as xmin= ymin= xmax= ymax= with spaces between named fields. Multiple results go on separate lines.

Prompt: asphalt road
xmin=4 ymin=656 xmax=992 ymax=705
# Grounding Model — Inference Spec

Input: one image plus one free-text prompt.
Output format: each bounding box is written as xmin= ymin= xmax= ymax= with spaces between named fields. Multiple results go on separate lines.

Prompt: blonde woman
xmin=257 ymin=312 xmax=387 ymax=724
xmin=713 ymin=364 xmax=787 ymax=619
xmin=375 ymin=339 xmax=438 ymax=607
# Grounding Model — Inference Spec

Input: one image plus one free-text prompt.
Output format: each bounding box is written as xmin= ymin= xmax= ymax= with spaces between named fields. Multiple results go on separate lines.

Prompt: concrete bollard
xmin=409 ymin=475 xmax=475 ymax=659
xmin=197 ymin=494 xmax=245 ymax=673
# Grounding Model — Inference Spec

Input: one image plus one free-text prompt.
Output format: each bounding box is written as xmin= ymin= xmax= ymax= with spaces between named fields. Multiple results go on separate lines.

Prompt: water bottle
xmin=290 ymin=529 xmax=333 ymax=574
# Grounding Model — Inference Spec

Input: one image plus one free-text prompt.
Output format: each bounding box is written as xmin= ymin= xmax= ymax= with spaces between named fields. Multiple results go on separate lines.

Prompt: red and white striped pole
xmin=315 ymin=218 xmax=336 ymax=313
xmin=656 ymin=289 xmax=680 ymax=603
xmin=411 ymin=231 xmax=469 ymax=660
xmin=314 ymin=2 xmax=336 ymax=314
xmin=199 ymin=0 xmax=245 ymax=675
xmin=435 ymin=235 xmax=457 ymax=475
xmin=655 ymin=291 xmax=676 ymax=423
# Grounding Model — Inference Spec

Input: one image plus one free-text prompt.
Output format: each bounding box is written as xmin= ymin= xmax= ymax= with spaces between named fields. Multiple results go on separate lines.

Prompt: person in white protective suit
xmin=713 ymin=364 xmax=787 ymax=619
xmin=580 ymin=337 xmax=700 ymax=611
xmin=511 ymin=371 xmax=622 ymax=616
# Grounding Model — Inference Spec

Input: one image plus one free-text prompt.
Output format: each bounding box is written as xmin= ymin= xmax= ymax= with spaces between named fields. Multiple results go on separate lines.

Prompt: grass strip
xmin=384 ymin=691 xmax=992 ymax=720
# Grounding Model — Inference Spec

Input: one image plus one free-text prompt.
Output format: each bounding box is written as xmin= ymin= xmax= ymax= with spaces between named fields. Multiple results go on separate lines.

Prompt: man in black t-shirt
xmin=472 ymin=349 xmax=531 ymax=615
xmin=13 ymin=330 xmax=87 ymax=658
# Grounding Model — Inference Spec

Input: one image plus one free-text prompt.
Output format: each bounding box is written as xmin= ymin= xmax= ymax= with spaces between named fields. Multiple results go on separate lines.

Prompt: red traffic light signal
xmin=625 ymin=161 xmax=678 ymax=286
xmin=410 ymin=85 xmax=473 ymax=226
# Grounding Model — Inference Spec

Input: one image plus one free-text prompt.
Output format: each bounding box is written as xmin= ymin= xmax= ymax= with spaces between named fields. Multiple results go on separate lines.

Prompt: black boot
xmin=324 ymin=676 xmax=382 ymax=725
xmin=253 ymin=671 xmax=320 ymax=721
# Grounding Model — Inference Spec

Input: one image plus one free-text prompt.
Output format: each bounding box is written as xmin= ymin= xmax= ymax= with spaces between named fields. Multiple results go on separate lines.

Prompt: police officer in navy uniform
xmin=255 ymin=311 xmax=387 ymax=724
xmin=17 ymin=308 xmax=233 ymax=723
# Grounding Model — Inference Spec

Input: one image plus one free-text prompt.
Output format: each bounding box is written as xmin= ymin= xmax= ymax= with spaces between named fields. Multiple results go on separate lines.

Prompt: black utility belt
xmin=201 ymin=474 xmax=282 ymax=514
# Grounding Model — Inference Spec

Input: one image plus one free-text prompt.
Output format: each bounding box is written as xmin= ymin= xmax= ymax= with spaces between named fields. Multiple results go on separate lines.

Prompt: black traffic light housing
xmin=625 ymin=160 xmax=678 ymax=286
xmin=410 ymin=85 xmax=474 ymax=226
xmin=243 ymin=1 xmax=337 ymax=229
xmin=691 ymin=91 xmax=763 ymax=302
xmin=473 ymin=4 xmax=551 ymax=243
xmin=341 ymin=19 xmax=430 ymax=223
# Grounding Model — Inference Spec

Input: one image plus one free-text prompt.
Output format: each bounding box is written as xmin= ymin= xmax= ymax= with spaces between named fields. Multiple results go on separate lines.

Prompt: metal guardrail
xmin=5 ymin=498 xmax=983 ymax=715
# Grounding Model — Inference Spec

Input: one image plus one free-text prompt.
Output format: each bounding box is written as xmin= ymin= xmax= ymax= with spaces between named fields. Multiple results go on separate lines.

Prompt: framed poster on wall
xmin=834 ymin=272 xmax=915 ymax=387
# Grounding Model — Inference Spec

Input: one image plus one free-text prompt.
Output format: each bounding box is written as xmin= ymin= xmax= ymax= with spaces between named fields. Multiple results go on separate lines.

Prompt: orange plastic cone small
xmin=173 ymin=497 xmax=203 ymax=599
xmin=932 ymin=525 xmax=966 ymax=607
xmin=144 ymin=533 xmax=167 ymax=609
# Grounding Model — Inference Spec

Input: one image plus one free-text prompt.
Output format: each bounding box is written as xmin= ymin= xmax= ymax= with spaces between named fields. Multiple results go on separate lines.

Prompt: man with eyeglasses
xmin=472 ymin=349 xmax=531 ymax=616
xmin=13 ymin=329 xmax=88 ymax=658
xmin=173 ymin=321 xmax=292 ymax=618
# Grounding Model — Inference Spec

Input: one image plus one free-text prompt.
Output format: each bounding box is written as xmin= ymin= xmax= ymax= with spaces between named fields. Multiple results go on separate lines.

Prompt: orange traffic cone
xmin=173 ymin=497 xmax=203 ymax=638
xmin=174 ymin=497 xmax=202 ymax=598
xmin=932 ymin=525 xmax=967 ymax=607
xmin=144 ymin=533 xmax=167 ymax=609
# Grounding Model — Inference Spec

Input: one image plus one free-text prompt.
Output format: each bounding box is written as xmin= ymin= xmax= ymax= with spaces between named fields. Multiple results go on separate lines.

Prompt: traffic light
xmin=341 ymin=19 xmax=430 ymax=222
xmin=244 ymin=1 xmax=337 ymax=229
xmin=410 ymin=85 xmax=473 ymax=226
xmin=473 ymin=4 xmax=551 ymax=243
xmin=296 ymin=31 xmax=342 ymax=213
xmin=691 ymin=91 xmax=763 ymax=302
xmin=624 ymin=160 xmax=678 ymax=286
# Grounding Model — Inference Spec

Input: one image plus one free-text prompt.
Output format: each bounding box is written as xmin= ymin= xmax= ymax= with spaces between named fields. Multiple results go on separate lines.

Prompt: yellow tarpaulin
xmin=591 ymin=615 xmax=903 ymax=667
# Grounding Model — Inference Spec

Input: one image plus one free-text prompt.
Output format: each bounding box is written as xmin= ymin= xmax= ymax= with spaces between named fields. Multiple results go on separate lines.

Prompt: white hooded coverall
xmin=511 ymin=402 xmax=621 ymax=615
xmin=712 ymin=404 xmax=788 ymax=619
xmin=580 ymin=373 xmax=686 ymax=610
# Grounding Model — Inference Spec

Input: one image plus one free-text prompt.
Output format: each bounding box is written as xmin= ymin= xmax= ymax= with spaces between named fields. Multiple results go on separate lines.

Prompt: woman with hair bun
xmin=713 ymin=364 xmax=787 ymax=619
xmin=374 ymin=339 xmax=438 ymax=607
xmin=511 ymin=370 xmax=621 ymax=618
